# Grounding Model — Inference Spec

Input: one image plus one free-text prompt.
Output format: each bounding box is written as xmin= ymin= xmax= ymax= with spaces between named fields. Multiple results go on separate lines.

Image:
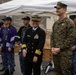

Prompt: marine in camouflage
xmin=51 ymin=17 xmax=76 ymax=75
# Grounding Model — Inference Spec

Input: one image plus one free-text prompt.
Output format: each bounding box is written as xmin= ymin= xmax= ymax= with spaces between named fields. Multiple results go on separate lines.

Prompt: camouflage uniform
xmin=51 ymin=17 xmax=76 ymax=75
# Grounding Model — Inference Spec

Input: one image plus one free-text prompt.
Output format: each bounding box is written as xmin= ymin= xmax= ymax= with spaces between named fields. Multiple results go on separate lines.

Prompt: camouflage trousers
xmin=53 ymin=50 xmax=72 ymax=75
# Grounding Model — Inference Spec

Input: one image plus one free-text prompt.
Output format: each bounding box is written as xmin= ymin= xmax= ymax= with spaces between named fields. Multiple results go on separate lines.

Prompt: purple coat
xmin=0 ymin=25 xmax=17 ymax=52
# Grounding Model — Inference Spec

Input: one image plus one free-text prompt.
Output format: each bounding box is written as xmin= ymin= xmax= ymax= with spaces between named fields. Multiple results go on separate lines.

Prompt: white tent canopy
xmin=0 ymin=0 xmax=76 ymax=15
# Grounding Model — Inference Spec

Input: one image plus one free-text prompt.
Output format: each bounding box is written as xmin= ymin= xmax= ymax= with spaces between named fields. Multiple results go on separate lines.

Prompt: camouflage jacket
xmin=51 ymin=17 xmax=76 ymax=51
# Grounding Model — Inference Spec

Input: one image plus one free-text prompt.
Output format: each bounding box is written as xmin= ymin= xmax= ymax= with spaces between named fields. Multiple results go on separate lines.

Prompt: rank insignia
xmin=27 ymin=35 xmax=31 ymax=37
xmin=61 ymin=23 xmax=65 ymax=26
xmin=34 ymin=34 xmax=39 ymax=39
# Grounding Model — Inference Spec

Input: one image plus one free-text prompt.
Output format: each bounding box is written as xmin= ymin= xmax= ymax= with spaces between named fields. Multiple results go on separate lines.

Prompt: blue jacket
xmin=0 ymin=25 xmax=17 ymax=52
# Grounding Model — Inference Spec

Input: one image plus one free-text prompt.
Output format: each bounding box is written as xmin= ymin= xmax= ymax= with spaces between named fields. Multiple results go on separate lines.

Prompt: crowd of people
xmin=0 ymin=15 xmax=46 ymax=75
xmin=0 ymin=1 xmax=76 ymax=75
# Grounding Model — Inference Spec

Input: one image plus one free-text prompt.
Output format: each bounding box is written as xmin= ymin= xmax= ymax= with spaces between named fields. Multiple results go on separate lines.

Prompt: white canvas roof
xmin=0 ymin=0 xmax=76 ymax=15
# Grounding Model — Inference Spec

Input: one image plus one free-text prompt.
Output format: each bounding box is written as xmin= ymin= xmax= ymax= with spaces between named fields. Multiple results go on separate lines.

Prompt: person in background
xmin=0 ymin=22 xmax=4 ymax=66
xmin=15 ymin=16 xmax=31 ymax=74
xmin=22 ymin=15 xmax=46 ymax=75
xmin=51 ymin=2 xmax=76 ymax=75
xmin=70 ymin=15 xmax=76 ymax=75
xmin=0 ymin=17 xmax=17 ymax=75
xmin=5 ymin=16 xmax=16 ymax=67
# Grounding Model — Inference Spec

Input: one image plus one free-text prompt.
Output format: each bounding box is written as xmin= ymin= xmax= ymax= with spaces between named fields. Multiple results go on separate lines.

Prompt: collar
xmin=32 ymin=27 xmax=38 ymax=31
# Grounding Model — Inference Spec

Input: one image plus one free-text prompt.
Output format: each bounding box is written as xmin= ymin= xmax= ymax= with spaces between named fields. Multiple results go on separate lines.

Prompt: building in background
xmin=0 ymin=0 xmax=11 ymax=4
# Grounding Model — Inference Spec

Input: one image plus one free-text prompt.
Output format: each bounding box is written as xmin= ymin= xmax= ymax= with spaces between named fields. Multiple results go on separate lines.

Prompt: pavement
xmin=0 ymin=54 xmax=55 ymax=75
